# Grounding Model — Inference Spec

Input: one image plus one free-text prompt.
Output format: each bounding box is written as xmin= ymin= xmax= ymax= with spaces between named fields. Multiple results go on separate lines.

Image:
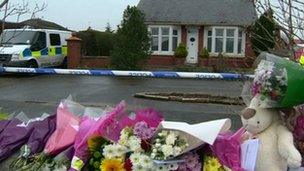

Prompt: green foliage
xmin=251 ymin=9 xmax=277 ymax=55
xmin=76 ymin=29 xmax=115 ymax=56
xmin=200 ymin=47 xmax=209 ymax=58
xmin=110 ymin=6 xmax=151 ymax=70
xmin=174 ymin=43 xmax=188 ymax=58
xmin=105 ymin=22 xmax=113 ymax=33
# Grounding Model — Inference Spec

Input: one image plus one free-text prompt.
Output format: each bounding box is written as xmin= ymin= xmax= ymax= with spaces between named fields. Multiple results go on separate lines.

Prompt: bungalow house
xmin=137 ymin=0 xmax=257 ymax=67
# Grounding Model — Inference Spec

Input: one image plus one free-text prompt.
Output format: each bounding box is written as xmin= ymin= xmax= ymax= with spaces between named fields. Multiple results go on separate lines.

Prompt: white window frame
xmin=204 ymin=26 xmax=246 ymax=57
xmin=149 ymin=25 xmax=181 ymax=55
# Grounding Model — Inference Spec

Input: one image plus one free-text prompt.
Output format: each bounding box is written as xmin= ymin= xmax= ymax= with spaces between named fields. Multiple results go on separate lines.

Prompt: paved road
xmin=0 ymin=74 xmax=246 ymax=130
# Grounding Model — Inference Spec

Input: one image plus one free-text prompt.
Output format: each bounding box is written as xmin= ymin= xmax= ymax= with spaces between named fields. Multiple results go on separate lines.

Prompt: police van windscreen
xmin=0 ymin=31 xmax=38 ymax=45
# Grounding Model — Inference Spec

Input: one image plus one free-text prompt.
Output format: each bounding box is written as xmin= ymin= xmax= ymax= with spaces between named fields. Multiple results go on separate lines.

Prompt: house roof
xmin=0 ymin=18 xmax=70 ymax=32
xmin=137 ymin=0 xmax=257 ymax=26
xmin=21 ymin=18 xmax=70 ymax=31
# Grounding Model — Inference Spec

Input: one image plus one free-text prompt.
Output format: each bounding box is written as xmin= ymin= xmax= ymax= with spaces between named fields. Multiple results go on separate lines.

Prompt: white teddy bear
xmin=240 ymin=98 xmax=302 ymax=171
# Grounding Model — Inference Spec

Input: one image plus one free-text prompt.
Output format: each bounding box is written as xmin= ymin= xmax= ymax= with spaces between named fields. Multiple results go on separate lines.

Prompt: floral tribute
xmin=252 ymin=60 xmax=288 ymax=105
xmin=0 ymin=99 xmax=242 ymax=171
xmin=83 ymin=102 xmax=232 ymax=171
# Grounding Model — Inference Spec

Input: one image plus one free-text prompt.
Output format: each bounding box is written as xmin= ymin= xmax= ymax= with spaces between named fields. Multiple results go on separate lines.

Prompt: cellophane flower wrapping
xmin=245 ymin=52 xmax=304 ymax=108
xmin=14 ymin=100 xmax=83 ymax=170
xmin=9 ymin=114 xmax=57 ymax=170
xmin=44 ymin=102 xmax=81 ymax=156
xmin=211 ymin=128 xmax=245 ymax=171
xmin=0 ymin=118 xmax=33 ymax=161
xmin=69 ymin=101 xmax=127 ymax=171
xmin=26 ymin=114 xmax=57 ymax=156
xmin=69 ymin=115 xmax=102 ymax=171
xmin=251 ymin=59 xmax=288 ymax=107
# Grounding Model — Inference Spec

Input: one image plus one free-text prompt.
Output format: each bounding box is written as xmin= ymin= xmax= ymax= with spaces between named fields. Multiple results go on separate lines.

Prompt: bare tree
xmin=0 ymin=0 xmax=47 ymax=44
xmin=0 ymin=0 xmax=47 ymax=32
xmin=254 ymin=0 xmax=304 ymax=60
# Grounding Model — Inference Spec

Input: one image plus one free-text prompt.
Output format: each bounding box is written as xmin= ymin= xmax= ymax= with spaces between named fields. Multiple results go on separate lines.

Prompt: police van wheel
xmin=61 ymin=57 xmax=67 ymax=69
xmin=27 ymin=60 xmax=38 ymax=68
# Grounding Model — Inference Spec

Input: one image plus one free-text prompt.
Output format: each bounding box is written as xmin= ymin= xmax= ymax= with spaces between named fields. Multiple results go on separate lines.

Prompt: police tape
xmin=0 ymin=67 xmax=254 ymax=80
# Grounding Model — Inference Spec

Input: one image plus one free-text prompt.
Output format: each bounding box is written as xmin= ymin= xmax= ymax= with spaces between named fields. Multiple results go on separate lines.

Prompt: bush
xmin=174 ymin=43 xmax=188 ymax=58
xmin=200 ymin=47 xmax=209 ymax=58
xmin=110 ymin=6 xmax=151 ymax=70
xmin=76 ymin=30 xmax=115 ymax=56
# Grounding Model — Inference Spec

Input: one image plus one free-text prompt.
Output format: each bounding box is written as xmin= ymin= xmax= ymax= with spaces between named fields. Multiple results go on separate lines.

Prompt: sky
xmin=3 ymin=0 xmax=140 ymax=31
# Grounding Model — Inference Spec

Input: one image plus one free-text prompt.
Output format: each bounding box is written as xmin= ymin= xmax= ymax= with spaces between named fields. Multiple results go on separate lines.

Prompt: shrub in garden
xmin=200 ymin=47 xmax=209 ymax=58
xmin=174 ymin=43 xmax=188 ymax=58
xmin=76 ymin=29 xmax=115 ymax=56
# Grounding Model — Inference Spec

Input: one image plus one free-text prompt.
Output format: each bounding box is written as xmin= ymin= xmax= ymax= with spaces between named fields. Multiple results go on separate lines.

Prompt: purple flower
xmin=177 ymin=152 xmax=201 ymax=171
xmin=252 ymin=83 xmax=261 ymax=96
xmin=133 ymin=121 xmax=155 ymax=140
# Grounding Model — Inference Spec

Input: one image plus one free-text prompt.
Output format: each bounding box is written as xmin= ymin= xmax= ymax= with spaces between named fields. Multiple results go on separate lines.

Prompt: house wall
xmin=181 ymin=25 xmax=187 ymax=44
xmin=81 ymin=56 xmax=110 ymax=68
xmin=66 ymin=29 xmax=255 ymax=70
xmin=198 ymin=26 xmax=205 ymax=56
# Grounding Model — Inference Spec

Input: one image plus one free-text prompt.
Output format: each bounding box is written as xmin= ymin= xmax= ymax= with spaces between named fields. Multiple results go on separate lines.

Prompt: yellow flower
xmin=100 ymin=158 xmax=126 ymax=171
xmin=203 ymin=156 xmax=225 ymax=171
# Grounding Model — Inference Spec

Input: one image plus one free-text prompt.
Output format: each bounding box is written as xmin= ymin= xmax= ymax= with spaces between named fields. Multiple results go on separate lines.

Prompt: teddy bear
xmin=239 ymin=97 xmax=302 ymax=171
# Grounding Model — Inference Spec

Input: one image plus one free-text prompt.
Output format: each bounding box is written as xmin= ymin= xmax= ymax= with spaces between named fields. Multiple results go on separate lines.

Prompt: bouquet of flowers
xmin=9 ymin=114 xmax=57 ymax=169
xmin=251 ymin=59 xmax=288 ymax=107
xmin=83 ymin=101 xmax=232 ymax=171
xmin=244 ymin=52 xmax=304 ymax=108
xmin=12 ymin=99 xmax=83 ymax=170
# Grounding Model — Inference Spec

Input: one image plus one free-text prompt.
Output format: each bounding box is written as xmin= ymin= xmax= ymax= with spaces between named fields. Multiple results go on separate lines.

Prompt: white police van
xmin=0 ymin=28 xmax=71 ymax=68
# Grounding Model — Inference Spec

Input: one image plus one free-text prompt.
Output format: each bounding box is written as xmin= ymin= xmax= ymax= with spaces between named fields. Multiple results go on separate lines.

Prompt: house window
xmin=149 ymin=26 xmax=180 ymax=54
xmin=151 ymin=28 xmax=159 ymax=51
xmin=205 ymin=27 xmax=245 ymax=56
xmin=161 ymin=27 xmax=169 ymax=51
xmin=172 ymin=29 xmax=178 ymax=51
xmin=207 ymin=30 xmax=212 ymax=52
xmin=215 ymin=29 xmax=224 ymax=53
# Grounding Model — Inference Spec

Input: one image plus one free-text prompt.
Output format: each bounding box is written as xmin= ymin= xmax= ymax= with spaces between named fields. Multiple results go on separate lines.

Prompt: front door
xmin=186 ymin=27 xmax=198 ymax=64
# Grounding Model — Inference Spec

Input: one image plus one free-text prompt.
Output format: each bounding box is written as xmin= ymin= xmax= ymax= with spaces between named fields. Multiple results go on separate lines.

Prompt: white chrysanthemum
xmin=130 ymin=153 xmax=141 ymax=164
xmin=132 ymin=164 xmax=145 ymax=171
xmin=173 ymin=146 xmax=182 ymax=156
xmin=115 ymin=144 xmax=128 ymax=157
xmin=165 ymin=133 xmax=177 ymax=145
xmin=103 ymin=144 xmax=127 ymax=159
xmin=102 ymin=144 xmax=116 ymax=159
xmin=139 ymin=155 xmax=154 ymax=169
xmin=119 ymin=128 xmax=132 ymax=146
xmin=161 ymin=145 xmax=174 ymax=158
xmin=150 ymin=152 xmax=156 ymax=158
xmin=128 ymin=136 xmax=142 ymax=152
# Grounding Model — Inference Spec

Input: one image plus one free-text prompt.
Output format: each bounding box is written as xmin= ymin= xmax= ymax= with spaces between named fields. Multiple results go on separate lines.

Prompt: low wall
xmin=81 ymin=56 xmax=110 ymax=68
xmin=78 ymin=55 xmax=252 ymax=69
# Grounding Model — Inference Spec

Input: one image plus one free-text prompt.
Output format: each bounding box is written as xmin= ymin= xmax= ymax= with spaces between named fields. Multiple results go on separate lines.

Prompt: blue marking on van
xmin=41 ymin=48 xmax=48 ymax=56
xmin=55 ymin=47 xmax=62 ymax=55
xmin=22 ymin=48 xmax=32 ymax=57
